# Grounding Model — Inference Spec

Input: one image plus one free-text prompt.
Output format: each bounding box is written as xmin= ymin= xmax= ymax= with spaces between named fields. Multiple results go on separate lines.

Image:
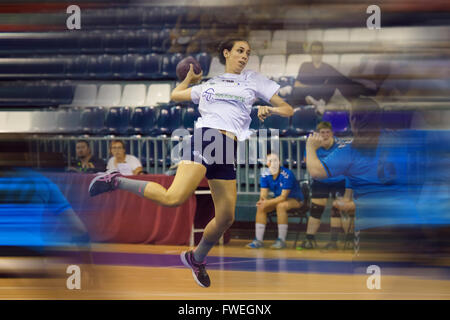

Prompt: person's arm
xmin=261 ymin=189 xmax=291 ymax=207
xmin=333 ymin=188 xmax=355 ymax=212
xmin=170 ymin=64 xmax=203 ymax=102
xmin=306 ymin=132 xmax=328 ymax=179
xmin=258 ymin=94 xmax=294 ymax=121
xmin=259 ymin=188 xmax=269 ymax=201
xmin=133 ymin=167 xmax=143 ymax=175
xmin=294 ymin=80 xmax=309 ymax=87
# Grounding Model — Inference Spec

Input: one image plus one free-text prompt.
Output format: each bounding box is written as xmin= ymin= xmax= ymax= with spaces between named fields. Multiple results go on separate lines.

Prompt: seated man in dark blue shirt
xmin=246 ymin=153 xmax=304 ymax=249
xmin=68 ymin=140 xmax=106 ymax=173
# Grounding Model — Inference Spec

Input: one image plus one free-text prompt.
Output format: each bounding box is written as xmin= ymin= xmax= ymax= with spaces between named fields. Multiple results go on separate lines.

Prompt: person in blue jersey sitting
xmin=246 ymin=153 xmax=304 ymax=249
xmin=299 ymin=121 xmax=352 ymax=250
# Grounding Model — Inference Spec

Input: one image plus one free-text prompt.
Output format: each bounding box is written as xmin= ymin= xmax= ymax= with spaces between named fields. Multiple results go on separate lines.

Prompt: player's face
xmin=310 ymin=45 xmax=323 ymax=64
xmin=225 ymin=41 xmax=251 ymax=74
xmin=110 ymin=142 xmax=125 ymax=159
xmin=266 ymin=154 xmax=280 ymax=174
xmin=76 ymin=143 xmax=90 ymax=158
xmin=319 ymin=128 xmax=333 ymax=144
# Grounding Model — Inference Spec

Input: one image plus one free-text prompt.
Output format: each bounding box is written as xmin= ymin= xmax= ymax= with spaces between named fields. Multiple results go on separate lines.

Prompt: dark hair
xmin=76 ymin=140 xmax=90 ymax=148
xmin=217 ymin=38 xmax=249 ymax=65
xmin=316 ymin=121 xmax=332 ymax=131
xmin=310 ymin=41 xmax=324 ymax=53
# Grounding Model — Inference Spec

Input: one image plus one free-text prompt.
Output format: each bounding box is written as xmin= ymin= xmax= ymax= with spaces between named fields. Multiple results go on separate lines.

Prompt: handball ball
xmin=176 ymin=56 xmax=202 ymax=81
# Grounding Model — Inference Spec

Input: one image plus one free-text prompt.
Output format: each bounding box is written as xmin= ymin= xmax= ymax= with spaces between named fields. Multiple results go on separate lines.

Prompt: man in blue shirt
xmin=299 ymin=121 xmax=351 ymax=250
xmin=246 ymin=153 xmax=304 ymax=249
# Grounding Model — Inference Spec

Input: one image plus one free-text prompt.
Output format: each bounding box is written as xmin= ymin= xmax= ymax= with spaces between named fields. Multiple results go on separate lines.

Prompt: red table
xmin=44 ymin=173 xmax=228 ymax=246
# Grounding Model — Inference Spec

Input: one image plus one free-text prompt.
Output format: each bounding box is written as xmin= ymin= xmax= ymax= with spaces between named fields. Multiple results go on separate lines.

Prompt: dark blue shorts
xmin=181 ymin=127 xmax=237 ymax=180
xmin=311 ymin=179 xmax=346 ymax=199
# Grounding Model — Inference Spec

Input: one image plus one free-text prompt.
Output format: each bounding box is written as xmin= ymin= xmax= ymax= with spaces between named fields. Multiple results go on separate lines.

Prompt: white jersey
xmin=107 ymin=154 xmax=142 ymax=176
xmin=190 ymin=70 xmax=280 ymax=141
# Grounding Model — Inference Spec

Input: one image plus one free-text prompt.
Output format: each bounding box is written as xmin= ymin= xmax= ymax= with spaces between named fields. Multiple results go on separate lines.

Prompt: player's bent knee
xmin=310 ymin=203 xmax=325 ymax=220
xmin=165 ymin=192 xmax=189 ymax=207
xmin=276 ymin=201 xmax=289 ymax=211
xmin=331 ymin=206 xmax=341 ymax=217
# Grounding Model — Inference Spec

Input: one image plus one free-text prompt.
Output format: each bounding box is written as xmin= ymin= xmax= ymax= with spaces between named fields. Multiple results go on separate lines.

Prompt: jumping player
xmin=88 ymin=38 xmax=294 ymax=288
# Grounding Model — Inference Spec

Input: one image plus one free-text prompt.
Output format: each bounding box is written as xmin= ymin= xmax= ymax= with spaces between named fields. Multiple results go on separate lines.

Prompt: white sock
xmin=255 ymin=223 xmax=266 ymax=241
xmin=278 ymin=224 xmax=288 ymax=242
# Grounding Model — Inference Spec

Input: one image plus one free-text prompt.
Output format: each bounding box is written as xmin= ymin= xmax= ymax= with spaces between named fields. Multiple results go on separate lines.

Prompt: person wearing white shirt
xmin=89 ymin=38 xmax=294 ymax=288
xmin=107 ymin=140 xmax=143 ymax=176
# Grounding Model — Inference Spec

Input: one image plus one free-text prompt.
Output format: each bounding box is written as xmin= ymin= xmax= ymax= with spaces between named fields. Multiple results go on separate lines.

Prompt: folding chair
xmin=268 ymin=181 xmax=310 ymax=248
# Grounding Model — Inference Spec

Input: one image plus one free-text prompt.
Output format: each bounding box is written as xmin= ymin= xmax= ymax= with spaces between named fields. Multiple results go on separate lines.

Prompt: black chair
xmin=268 ymin=181 xmax=310 ymax=248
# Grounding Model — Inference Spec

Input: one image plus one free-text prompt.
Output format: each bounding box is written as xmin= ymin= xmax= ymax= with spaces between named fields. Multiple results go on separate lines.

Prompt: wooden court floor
xmin=1 ymin=239 xmax=449 ymax=300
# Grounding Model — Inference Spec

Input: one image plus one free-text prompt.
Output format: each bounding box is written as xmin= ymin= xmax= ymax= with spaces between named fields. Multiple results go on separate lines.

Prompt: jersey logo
xmin=202 ymin=88 xmax=215 ymax=102
xmin=280 ymin=170 xmax=290 ymax=179
xmin=337 ymin=138 xmax=352 ymax=148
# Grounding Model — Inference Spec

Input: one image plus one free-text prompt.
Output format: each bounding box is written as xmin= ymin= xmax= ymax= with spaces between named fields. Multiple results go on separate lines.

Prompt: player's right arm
xmin=170 ymin=64 xmax=203 ymax=102
xmin=259 ymin=188 xmax=269 ymax=201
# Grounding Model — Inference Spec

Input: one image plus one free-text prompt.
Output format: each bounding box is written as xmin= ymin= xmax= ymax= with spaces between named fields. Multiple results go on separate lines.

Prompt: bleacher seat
xmin=136 ymin=53 xmax=161 ymax=79
xmin=80 ymin=106 xmax=106 ymax=135
xmin=337 ymin=54 xmax=366 ymax=77
xmin=87 ymin=55 xmax=112 ymax=79
xmin=260 ymin=55 xmax=286 ymax=79
xmin=56 ymin=108 xmax=81 ymax=134
xmin=121 ymin=84 xmax=146 ymax=107
xmin=117 ymin=8 xmax=145 ymax=28
xmin=66 ymin=55 xmax=89 ymax=79
xmin=262 ymin=111 xmax=289 ymax=136
xmin=349 ymin=28 xmax=378 ymax=43
xmin=130 ymin=106 xmax=157 ymax=135
xmin=0 ymin=58 xmax=65 ymax=79
xmin=285 ymin=54 xmax=310 ymax=77
xmin=154 ymin=105 xmax=171 ymax=135
xmin=169 ymin=105 xmax=183 ymax=133
xmin=290 ymin=106 xmax=317 ymax=135
xmin=95 ymin=84 xmax=122 ymax=107
xmin=249 ymin=30 xmax=272 ymax=53
xmin=143 ymin=7 xmax=162 ymax=27
xmin=249 ymin=106 xmax=260 ymax=131
xmin=306 ymin=29 xmax=324 ymax=44
xmin=206 ymin=57 xmax=223 ymax=78
xmin=50 ymin=83 xmax=75 ymax=105
xmin=79 ymin=31 xmax=103 ymax=54
xmin=182 ymin=105 xmax=200 ymax=134
xmin=126 ymin=30 xmax=151 ymax=54
xmin=70 ymin=84 xmax=97 ymax=107
xmin=146 ymin=83 xmax=171 ymax=106
xmin=104 ymin=31 xmax=126 ymax=54
xmin=105 ymin=107 xmax=131 ymax=135
xmin=272 ymin=30 xmax=306 ymax=43
xmin=322 ymin=111 xmax=350 ymax=136
xmin=195 ymin=53 xmax=212 ymax=77
xmin=161 ymin=53 xmax=184 ymax=78
xmin=245 ymin=55 xmax=261 ymax=73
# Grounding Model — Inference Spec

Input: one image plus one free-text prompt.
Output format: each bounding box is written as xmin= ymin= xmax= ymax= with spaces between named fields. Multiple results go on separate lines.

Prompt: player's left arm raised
xmin=258 ymin=94 xmax=294 ymax=121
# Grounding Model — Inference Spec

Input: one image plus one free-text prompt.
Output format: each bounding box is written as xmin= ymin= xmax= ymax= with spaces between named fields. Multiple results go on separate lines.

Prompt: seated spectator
xmin=107 ymin=140 xmax=143 ymax=176
xmin=280 ymin=41 xmax=368 ymax=112
xmin=246 ymin=153 xmax=304 ymax=249
xmin=68 ymin=140 xmax=106 ymax=173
